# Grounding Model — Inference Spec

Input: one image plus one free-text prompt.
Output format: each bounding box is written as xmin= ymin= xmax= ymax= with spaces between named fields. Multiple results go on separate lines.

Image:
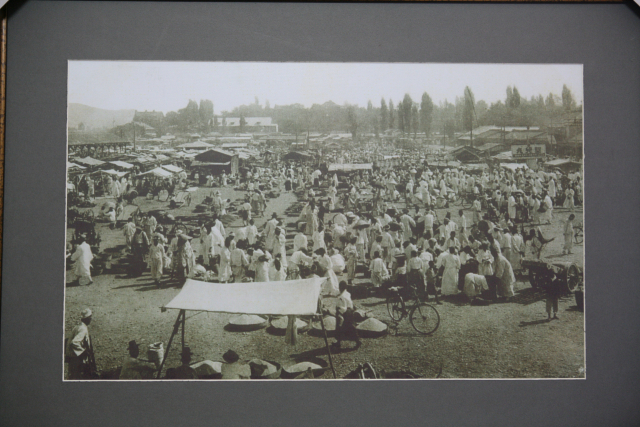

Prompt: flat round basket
xmin=268 ymin=316 xmax=310 ymax=335
xmin=227 ymin=314 xmax=268 ymax=332
xmin=190 ymin=360 xmax=223 ymax=379
xmin=309 ymin=316 xmax=336 ymax=338
xmin=356 ymin=317 xmax=388 ymax=338
xmin=281 ymin=359 xmax=329 ymax=379
xmin=248 ymin=359 xmax=282 ymax=379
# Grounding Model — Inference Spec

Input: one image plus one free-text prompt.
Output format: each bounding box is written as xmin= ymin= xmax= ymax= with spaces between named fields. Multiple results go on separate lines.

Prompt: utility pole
xmin=132 ymin=122 xmax=136 ymax=152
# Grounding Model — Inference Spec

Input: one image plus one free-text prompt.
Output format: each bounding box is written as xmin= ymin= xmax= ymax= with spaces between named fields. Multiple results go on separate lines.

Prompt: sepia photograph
xmin=64 ymin=61 xmax=584 ymax=380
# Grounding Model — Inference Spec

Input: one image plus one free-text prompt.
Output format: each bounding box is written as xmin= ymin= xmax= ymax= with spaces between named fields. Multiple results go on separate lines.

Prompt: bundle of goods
xmin=281 ymin=359 xmax=328 ymax=379
xmin=310 ymin=316 xmax=336 ymax=337
xmin=248 ymin=359 xmax=282 ymax=379
xmin=227 ymin=314 xmax=269 ymax=331
xmin=269 ymin=316 xmax=309 ymax=335
xmin=190 ymin=360 xmax=223 ymax=379
xmin=356 ymin=318 xmax=388 ymax=338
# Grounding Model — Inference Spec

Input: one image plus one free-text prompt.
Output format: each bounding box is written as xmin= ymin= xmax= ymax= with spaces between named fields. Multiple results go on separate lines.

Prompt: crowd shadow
xmin=519 ymin=318 xmax=551 ymax=327
xmin=509 ymin=288 xmax=547 ymax=306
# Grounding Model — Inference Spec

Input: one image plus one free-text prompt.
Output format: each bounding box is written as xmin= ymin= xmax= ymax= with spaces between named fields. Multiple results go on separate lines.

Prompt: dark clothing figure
xmin=130 ymin=229 xmax=149 ymax=277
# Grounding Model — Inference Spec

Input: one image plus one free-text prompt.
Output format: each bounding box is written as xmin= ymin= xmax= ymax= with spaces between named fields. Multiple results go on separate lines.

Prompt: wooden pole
xmin=156 ymin=310 xmax=183 ymax=379
xmin=319 ymin=315 xmax=337 ymax=379
xmin=181 ymin=309 xmax=186 ymax=354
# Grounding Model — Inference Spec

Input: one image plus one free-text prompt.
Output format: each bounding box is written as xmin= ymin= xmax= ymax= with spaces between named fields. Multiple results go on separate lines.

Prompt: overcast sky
xmin=68 ymin=61 xmax=583 ymax=113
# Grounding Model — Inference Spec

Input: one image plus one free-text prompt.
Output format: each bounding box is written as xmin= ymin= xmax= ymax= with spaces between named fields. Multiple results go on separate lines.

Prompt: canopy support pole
xmin=155 ymin=310 xmax=184 ymax=379
xmin=181 ymin=309 xmax=186 ymax=354
xmin=319 ymin=315 xmax=337 ymax=379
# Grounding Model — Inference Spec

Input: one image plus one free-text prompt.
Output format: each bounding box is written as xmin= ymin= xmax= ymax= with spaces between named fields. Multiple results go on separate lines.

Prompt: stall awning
xmin=138 ymin=167 xmax=174 ymax=178
xmin=161 ymin=164 xmax=184 ymax=173
xmin=108 ymin=160 xmax=134 ymax=169
xmin=163 ymin=277 xmax=324 ymax=315
xmin=328 ymin=163 xmax=373 ymax=172
xmin=501 ymin=163 xmax=529 ymax=171
xmin=67 ymin=161 xmax=86 ymax=170
xmin=75 ymin=156 xmax=105 ymax=166
xmin=544 ymin=158 xmax=579 ymax=167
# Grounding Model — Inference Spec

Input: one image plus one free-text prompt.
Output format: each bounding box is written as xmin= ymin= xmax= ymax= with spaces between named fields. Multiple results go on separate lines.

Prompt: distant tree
xmin=346 ymin=105 xmax=358 ymax=140
xmin=397 ymin=105 xmax=405 ymax=134
xmin=401 ymin=94 xmax=413 ymax=136
xmin=254 ymin=96 xmax=260 ymax=105
xmin=212 ymin=116 xmax=219 ymax=131
xmin=420 ymin=92 xmax=434 ymax=136
xmin=462 ymin=86 xmax=476 ymax=145
xmin=411 ymin=104 xmax=419 ymax=138
xmin=389 ymin=99 xmax=395 ymax=129
xmin=506 ymin=86 xmax=514 ymax=107
xmin=562 ymin=84 xmax=575 ymax=110
xmin=380 ymin=98 xmax=388 ymax=132
xmin=221 ymin=116 xmax=227 ymax=134
xmin=537 ymin=94 xmax=545 ymax=109
xmin=512 ymin=87 xmax=521 ymax=108
xmin=179 ymin=99 xmax=200 ymax=131
xmin=444 ymin=119 xmax=456 ymax=142
xmin=546 ymin=92 xmax=556 ymax=107
xmin=239 ymin=114 xmax=247 ymax=132
xmin=265 ymin=100 xmax=270 ymax=111
xmin=367 ymin=100 xmax=378 ymax=136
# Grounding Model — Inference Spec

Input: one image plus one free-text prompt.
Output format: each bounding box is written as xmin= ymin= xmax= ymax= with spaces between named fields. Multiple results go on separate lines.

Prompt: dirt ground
xmin=64 ymin=185 xmax=585 ymax=380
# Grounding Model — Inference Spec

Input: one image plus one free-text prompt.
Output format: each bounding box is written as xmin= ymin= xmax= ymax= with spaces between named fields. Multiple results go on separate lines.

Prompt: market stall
xmin=157 ymin=277 xmax=337 ymax=379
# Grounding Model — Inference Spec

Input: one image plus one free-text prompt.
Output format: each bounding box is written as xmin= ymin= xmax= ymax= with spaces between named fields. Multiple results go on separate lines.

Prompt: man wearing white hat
xmin=66 ymin=308 xmax=94 ymax=379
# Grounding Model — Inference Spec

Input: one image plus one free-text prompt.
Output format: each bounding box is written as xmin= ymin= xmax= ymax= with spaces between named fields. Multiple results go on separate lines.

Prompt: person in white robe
xmin=123 ymin=219 xmax=136 ymax=251
xmin=255 ymin=253 xmax=271 ymax=282
xmin=71 ymin=235 xmax=94 ymax=286
xmin=440 ymin=248 xmax=461 ymax=295
xmin=218 ymin=238 xmax=233 ymax=283
xmin=246 ymin=219 xmax=259 ymax=246
xmin=264 ymin=214 xmax=279 ymax=252
xmin=269 ymin=256 xmax=287 ymax=282
xmin=149 ymin=236 xmax=165 ymax=284
xmin=293 ymin=230 xmax=308 ymax=253
xmin=315 ymin=248 xmax=339 ymax=296
xmin=369 ymin=251 xmax=389 ymax=287
xmin=312 ymin=225 xmax=326 ymax=253
xmin=510 ymin=228 xmax=524 ymax=271
xmin=542 ymin=193 xmax=553 ymax=224
xmin=508 ymin=194 xmax=516 ymax=219
xmin=493 ymin=248 xmax=516 ymax=298
xmin=463 ymin=273 xmax=489 ymax=301
xmin=477 ymin=244 xmax=494 ymax=276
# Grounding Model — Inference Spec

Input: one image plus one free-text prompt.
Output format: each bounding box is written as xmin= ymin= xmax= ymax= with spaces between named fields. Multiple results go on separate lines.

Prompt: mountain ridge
xmin=68 ymin=103 xmax=136 ymax=129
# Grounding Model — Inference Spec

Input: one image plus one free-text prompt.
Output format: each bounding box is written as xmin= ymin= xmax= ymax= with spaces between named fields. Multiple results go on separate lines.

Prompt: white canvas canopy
xmin=163 ymin=277 xmax=325 ymax=316
xmin=501 ymin=163 xmax=529 ymax=171
xmin=67 ymin=161 xmax=86 ymax=170
xmin=100 ymin=169 xmax=128 ymax=177
xmin=138 ymin=167 xmax=174 ymax=178
xmin=328 ymin=163 xmax=373 ymax=172
xmin=109 ymin=160 xmax=134 ymax=169
xmin=157 ymin=276 xmax=338 ymax=378
xmin=75 ymin=156 xmax=105 ymax=166
xmin=161 ymin=164 xmax=184 ymax=174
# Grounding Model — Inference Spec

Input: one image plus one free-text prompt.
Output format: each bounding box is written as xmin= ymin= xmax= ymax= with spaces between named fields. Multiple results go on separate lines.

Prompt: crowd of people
xmin=66 ymin=145 xmax=583 ymax=379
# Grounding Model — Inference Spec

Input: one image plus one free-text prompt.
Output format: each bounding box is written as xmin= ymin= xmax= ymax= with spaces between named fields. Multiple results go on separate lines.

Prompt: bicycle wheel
xmin=409 ymin=303 xmax=440 ymax=335
xmin=386 ymin=295 xmax=404 ymax=321
xmin=574 ymin=226 xmax=584 ymax=244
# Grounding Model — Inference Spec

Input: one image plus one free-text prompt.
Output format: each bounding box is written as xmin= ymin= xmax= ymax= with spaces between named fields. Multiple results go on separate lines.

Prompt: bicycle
xmin=386 ymin=286 xmax=440 ymax=335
